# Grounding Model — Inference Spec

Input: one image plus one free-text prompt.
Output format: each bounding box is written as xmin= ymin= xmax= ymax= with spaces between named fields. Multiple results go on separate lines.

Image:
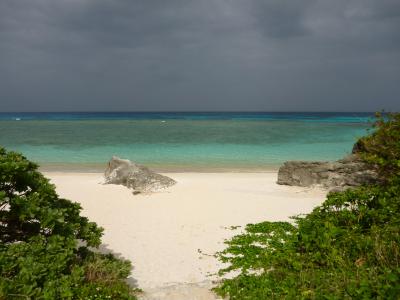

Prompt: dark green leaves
xmin=355 ymin=112 xmax=400 ymax=182
xmin=0 ymin=147 xmax=136 ymax=299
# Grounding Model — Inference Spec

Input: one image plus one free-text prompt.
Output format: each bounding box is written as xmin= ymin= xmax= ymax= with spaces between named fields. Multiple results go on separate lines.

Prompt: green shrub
xmin=354 ymin=112 xmax=400 ymax=181
xmin=215 ymin=113 xmax=400 ymax=299
xmin=0 ymin=148 xmax=137 ymax=299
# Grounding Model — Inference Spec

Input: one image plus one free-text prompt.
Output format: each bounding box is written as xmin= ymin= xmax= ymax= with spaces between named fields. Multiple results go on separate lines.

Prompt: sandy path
xmin=47 ymin=172 xmax=326 ymax=299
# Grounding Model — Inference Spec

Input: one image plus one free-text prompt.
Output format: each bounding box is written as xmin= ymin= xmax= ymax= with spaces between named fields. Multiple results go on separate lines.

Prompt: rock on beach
xmin=277 ymin=155 xmax=379 ymax=191
xmin=104 ymin=156 xmax=176 ymax=194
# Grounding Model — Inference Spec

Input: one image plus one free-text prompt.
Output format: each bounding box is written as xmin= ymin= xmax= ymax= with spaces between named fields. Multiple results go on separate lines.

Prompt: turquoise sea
xmin=0 ymin=112 xmax=373 ymax=172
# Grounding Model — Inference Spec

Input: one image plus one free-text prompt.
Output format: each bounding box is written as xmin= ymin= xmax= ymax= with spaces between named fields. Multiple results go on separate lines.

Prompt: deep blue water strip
xmin=0 ymin=112 xmax=375 ymax=122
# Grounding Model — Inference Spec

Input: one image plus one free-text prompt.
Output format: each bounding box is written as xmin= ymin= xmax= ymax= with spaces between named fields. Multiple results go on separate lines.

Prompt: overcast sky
xmin=0 ymin=0 xmax=399 ymax=112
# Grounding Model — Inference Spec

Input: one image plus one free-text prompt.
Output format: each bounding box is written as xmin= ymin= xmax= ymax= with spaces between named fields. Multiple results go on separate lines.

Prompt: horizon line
xmin=0 ymin=110 xmax=380 ymax=114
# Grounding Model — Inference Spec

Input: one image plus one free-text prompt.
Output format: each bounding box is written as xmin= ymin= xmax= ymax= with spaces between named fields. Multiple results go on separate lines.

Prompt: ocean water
xmin=0 ymin=112 xmax=373 ymax=171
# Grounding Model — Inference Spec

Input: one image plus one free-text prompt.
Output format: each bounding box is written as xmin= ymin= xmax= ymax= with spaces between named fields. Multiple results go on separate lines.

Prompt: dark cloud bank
xmin=0 ymin=0 xmax=399 ymax=112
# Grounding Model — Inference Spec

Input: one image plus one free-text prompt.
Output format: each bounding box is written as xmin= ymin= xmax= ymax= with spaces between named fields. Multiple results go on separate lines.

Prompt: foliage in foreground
xmin=354 ymin=112 xmax=400 ymax=181
xmin=215 ymin=113 xmax=400 ymax=299
xmin=0 ymin=148 xmax=137 ymax=299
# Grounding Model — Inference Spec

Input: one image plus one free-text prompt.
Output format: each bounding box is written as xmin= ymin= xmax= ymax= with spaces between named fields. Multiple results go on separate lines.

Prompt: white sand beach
xmin=47 ymin=172 xmax=327 ymax=299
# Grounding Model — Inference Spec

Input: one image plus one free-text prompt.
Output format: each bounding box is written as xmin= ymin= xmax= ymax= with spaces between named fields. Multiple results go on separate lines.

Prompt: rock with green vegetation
xmin=0 ymin=148 xmax=137 ymax=299
xmin=104 ymin=156 xmax=176 ymax=194
xmin=215 ymin=112 xmax=400 ymax=299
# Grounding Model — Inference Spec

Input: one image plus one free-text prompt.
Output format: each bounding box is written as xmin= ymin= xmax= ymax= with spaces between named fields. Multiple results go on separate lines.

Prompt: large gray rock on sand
xmin=277 ymin=155 xmax=378 ymax=191
xmin=104 ymin=156 xmax=176 ymax=194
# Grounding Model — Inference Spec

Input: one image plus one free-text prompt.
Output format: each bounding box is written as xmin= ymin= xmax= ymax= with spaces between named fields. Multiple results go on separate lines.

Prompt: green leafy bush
xmin=0 ymin=148 xmax=137 ymax=299
xmin=215 ymin=113 xmax=400 ymax=299
xmin=354 ymin=112 xmax=400 ymax=181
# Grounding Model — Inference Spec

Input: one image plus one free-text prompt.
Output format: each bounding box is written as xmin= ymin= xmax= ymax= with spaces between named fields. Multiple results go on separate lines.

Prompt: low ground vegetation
xmin=215 ymin=113 xmax=400 ymax=299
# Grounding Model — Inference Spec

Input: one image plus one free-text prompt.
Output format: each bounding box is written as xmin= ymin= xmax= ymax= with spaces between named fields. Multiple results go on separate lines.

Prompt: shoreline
xmin=46 ymin=171 xmax=327 ymax=298
xmin=39 ymin=164 xmax=280 ymax=173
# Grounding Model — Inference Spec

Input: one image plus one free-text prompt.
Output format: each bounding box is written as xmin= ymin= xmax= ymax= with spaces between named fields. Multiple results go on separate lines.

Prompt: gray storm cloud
xmin=0 ymin=0 xmax=399 ymax=111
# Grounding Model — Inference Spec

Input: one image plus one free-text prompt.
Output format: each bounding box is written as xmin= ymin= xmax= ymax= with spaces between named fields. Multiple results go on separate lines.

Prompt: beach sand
xmin=46 ymin=172 xmax=327 ymax=299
